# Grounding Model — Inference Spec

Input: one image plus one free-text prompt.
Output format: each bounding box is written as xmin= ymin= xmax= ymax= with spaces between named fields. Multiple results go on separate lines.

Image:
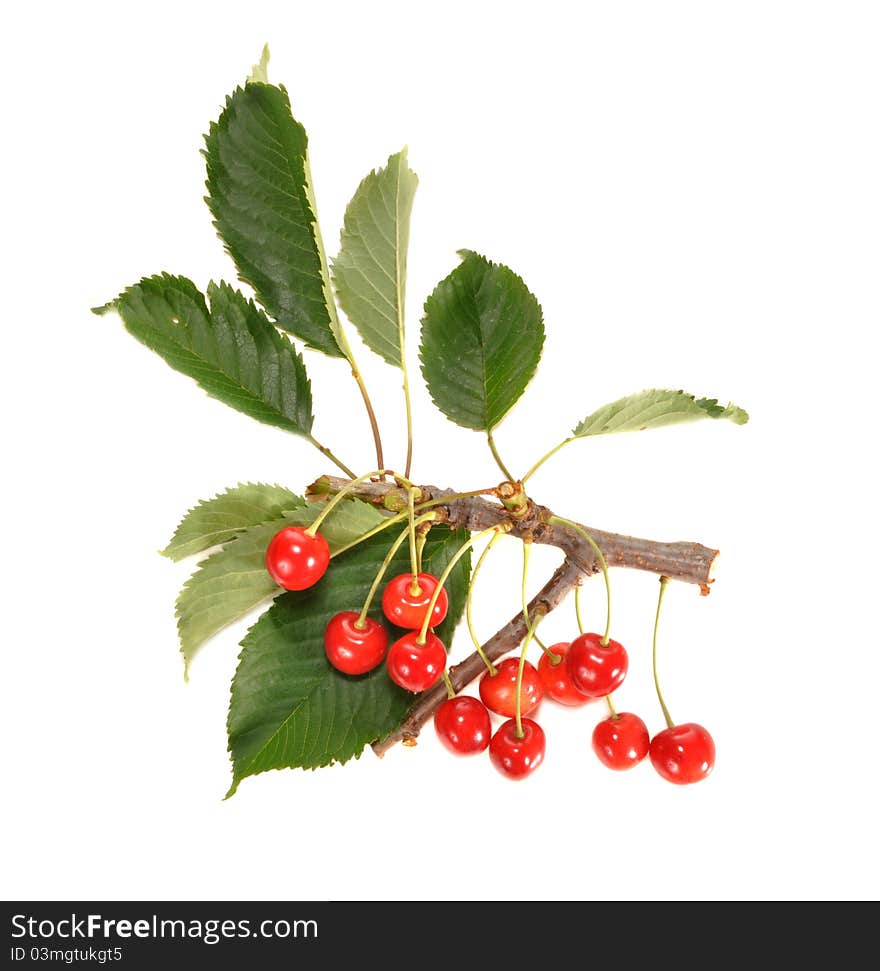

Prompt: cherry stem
xmin=605 ymin=694 xmax=618 ymax=718
xmin=441 ymin=670 xmax=455 ymax=700
xmin=407 ymin=487 xmax=420 ymax=595
xmin=514 ymin=540 xmax=539 ymax=739
xmin=415 ymin=528 xmax=428 ymax=575
xmin=306 ymin=435 xmax=357 ymax=479
xmin=652 ymin=575 xmax=675 ymax=729
xmin=356 ymin=513 xmax=438 ymax=626
xmin=535 ymin=637 xmax=561 ymax=663
xmin=521 ymin=436 xmax=575 ymax=485
xmin=514 ymin=620 xmax=536 ymax=740
xmin=549 ymin=516 xmax=612 ymax=646
xmin=331 ymin=509 xmax=409 ymax=559
xmin=308 ymin=469 xmax=389 ymax=535
xmin=520 ymin=540 xmax=541 ymax=640
xmin=417 ymin=525 xmax=509 ymax=646
xmin=466 ymin=532 xmax=503 ymax=676
xmin=486 ymin=428 xmax=514 ymax=481
xmin=574 ymin=584 xmax=586 ymax=635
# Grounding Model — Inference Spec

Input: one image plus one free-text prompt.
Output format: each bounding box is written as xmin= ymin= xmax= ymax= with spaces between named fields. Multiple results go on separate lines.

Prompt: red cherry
xmin=381 ymin=573 xmax=449 ymax=629
xmin=386 ymin=630 xmax=446 ymax=692
xmin=265 ymin=526 xmax=330 ymax=591
xmin=479 ymin=657 xmax=543 ymax=717
xmin=650 ymin=722 xmax=715 ymax=785
xmin=324 ymin=611 xmax=388 ymax=675
xmin=537 ymin=642 xmax=594 ymax=706
xmin=592 ymin=712 xmax=650 ymax=770
xmin=434 ymin=696 xmax=492 ymax=755
xmin=489 ymin=718 xmax=546 ymax=780
xmin=567 ymin=632 xmax=628 ymax=698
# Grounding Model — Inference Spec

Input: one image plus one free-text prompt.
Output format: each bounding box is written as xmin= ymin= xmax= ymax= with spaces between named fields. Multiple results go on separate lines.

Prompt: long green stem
xmin=514 ymin=540 xmax=538 ymax=739
xmin=407 ymin=487 xmax=420 ymax=593
xmin=652 ymin=576 xmax=674 ymax=729
xmin=520 ymin=541 xmax=539 ymax=637
xmin=441 ymin=670 xmax=455 ymax=700
xmin=330 ymin=510 xmax=408 ymax=559
xmin=549 ymin=516 xmax=612 ymax=645
xmin=465 ymin=532 xmax=503 ymax=675
xmin=402 ymin=364 xmax=414 ymax=480
xmin=304 ymin=151 xmax=385 ymax=471
xmin=575 ymin=584 xmax=586 ymax=635
xmin=306 ymin=436 xmax=357 ymax=479
xmin=308 ymin=469 xmax=388 ymax=535
xmin=515 ymin=623 xmax=536 ymax=739
xmin=415 ymin=528 xmax=428 ymax=575
xmin=487 ymin=428 xmax=514 ymax=481
xmin=521 ymin=436 xmax=575 ymax=485
xmin=417 ymin=526 xmax=507 ymax=645
xmin=605 ymin=694 xmax=618 ymax=718
xmin=355 ymin=515 xmax=437 ymax=626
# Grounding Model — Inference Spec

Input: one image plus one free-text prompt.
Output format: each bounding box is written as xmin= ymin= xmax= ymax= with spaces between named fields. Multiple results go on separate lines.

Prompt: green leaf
xmin=177 ymin=500 xmax=386 ymax=672
xmin=204 ymin=81 xmax=343 ymax=357
xmin=161 ymin=483 xmax=304 ymax=562
xmin=95 ymin=275 xmax=314 ymax=436
xmin=226 ymin=524 xmax=471 ymax=794
xmin=419 ymin=251 xmax=545 ymax=431
xmin=331 ymin=149 xmax=419 ymax=367
xmin=572 ymin=389 xmax=750 ymax=438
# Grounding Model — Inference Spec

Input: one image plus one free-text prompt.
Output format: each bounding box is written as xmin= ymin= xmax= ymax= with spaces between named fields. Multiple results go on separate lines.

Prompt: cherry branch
xmin=310 ymin=476 xmax=719 ymax=754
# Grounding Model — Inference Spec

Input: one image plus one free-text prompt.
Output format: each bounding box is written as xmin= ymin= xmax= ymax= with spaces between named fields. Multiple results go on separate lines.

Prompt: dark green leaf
xmin=573 ymin=389 xmax=750 ymax=438
xmin=332 ymin=149 xmax=418 ymax=367
xmin=226 ymin=523 xmax=471 ymax=793
xmin=204 ymin=82 xmax=343 ymax=357
xmin=95 ymin=275 xmax=314 ymax=436
xmin=161 ymin=483 xmax=304 ymax=562
xmin=177 ymin=500 xmax=386 ymax=672
xmin=419 ymin=251 xmax=544 ymax=431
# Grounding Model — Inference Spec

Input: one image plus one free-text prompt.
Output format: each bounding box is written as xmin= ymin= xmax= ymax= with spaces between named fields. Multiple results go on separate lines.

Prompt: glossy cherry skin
xmin=479 ymin=657 xmax=544 ymax=717
xmin=265 ymin=526 xmax=330 ymax=591
xmin=537 ymin=642 xmax=594 ymax=706
xmin=434 ymin=696 xmax=492 ymax=755
xmin=324 ymin=611 xmax=388 ymax=675
xmin=592 ymin=712 xmax=650 ymax=770
xmin=386 ymin=631 xmax=446 ymax=692
xmin=381 ymin=573 xmax=449 ymax=630
xmin=650 ymin=722 xmax=715 ymax=785
xmin=567 ymin=633 xmax=629 ymax=698
xmin=489 ymin=718 xmax=546 ymax=780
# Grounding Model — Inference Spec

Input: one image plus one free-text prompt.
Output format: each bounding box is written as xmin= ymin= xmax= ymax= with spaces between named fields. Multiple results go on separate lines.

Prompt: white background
xmin=3 ymin=1 xmax=878 ymax=901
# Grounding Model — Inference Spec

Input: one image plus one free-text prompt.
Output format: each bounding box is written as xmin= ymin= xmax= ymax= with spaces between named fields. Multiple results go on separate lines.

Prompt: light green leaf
xmin=419 ymin=251 xmax=545 ymax=431
xmin=161 ymin=483 xmax=304 ymax=562
xmin=332 ymin=149 xmax=419 ymax=367
xmin=248 ymin=45 xmax=270 ymax=83
xmin=226 ymin=524 xmax=471 ymax=794
xmin=573 ymin=389 xmax=750 ymax=438
xmin=95 ymin=275 xmax=314 ymax=436
xmin=204 ymin=82 xmax=343 ymax=357
xmin=177 ymin=500 xmax=386 ymax=672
